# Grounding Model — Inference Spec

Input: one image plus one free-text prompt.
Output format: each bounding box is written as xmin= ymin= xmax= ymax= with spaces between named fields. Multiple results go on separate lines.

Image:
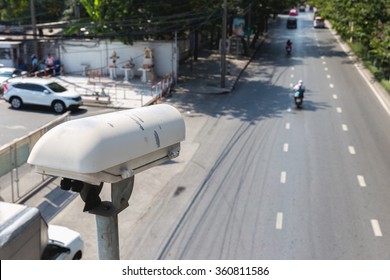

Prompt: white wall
xmin=59 ymin=40 xmax=178 ymax=79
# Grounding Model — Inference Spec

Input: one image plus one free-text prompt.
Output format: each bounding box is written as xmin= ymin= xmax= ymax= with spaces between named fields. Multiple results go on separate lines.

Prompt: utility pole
xmin=30 ymin=0 xmax=38 ymax=56
xmin=221 ymin=0 xmax=227 ymax=88
xmin=74 ymin=0 xmax=81 ymax=19
xmin=247 ymin=3 xmax=252 ymax=44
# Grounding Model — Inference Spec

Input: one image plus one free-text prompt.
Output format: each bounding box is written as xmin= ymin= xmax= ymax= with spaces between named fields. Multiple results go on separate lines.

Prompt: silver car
xmin=3 ymin=77 xmax=82 ymax=113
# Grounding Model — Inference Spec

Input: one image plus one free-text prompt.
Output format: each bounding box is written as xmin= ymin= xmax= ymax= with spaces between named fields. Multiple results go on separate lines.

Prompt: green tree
xmin=0 ymin=0 xmax=68 ymax=24
xmin=309 ymin=0 xmax=389 ymax=81
xmin=0 ymin=0 xmax=30 ymax=24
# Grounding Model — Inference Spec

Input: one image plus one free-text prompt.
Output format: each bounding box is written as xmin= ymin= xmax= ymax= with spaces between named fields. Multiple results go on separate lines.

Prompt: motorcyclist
xmin=286 ymin=39 xmax=292 ymax=51
xmin=293 ymin=80 xmax=305 ymax=98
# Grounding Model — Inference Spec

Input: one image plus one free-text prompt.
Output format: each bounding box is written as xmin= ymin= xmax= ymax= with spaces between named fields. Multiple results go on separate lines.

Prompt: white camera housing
xmin=28 ymin=104 xmax=185 ymax=185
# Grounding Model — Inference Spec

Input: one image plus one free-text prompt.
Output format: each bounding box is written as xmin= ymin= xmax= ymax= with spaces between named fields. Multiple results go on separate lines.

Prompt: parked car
xmin=289 ymin=9 xmax=298 ymax=16
xmin=313 ymin=17 xmax=326 ymax=28
xmin=41 ymin=225 xmax=84 ymax=260
xmin=287 ymin=17 xmax=297 ymax=29
xmin=0 ymin=67 xmax=27 ymax=93
xmin=3 ymin=77 xmax=83 ymax=113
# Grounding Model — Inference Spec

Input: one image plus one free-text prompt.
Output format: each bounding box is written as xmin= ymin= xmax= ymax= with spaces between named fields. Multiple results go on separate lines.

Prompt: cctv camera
xmin=28 ymin=104 xmax=185 ymax=185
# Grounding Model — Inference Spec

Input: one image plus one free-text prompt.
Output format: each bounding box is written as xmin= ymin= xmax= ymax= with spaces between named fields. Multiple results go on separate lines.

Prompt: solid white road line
xmin=280 ymin=172 xmax=287 ymax=184
xmin=371 ymin=219 xmax=383 ymax=237
xmin=357 ymin=175 xmax=367 ymax=187
xmin=355 ymin=63 xmax=390 ymax=117
xmin=333 ymin=23 xmax=390 ymax=117
xmin=276 ymin=212 xmax=283 ymax=230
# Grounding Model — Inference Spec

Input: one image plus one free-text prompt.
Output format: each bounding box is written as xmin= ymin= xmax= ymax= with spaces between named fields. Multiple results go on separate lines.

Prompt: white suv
xmin=3 ymin=77 xmax=82 ymax=113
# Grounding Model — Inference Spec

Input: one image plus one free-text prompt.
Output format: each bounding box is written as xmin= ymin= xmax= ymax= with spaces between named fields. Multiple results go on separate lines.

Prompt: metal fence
xmin=0 ymin=112 xmax=70 ymax=203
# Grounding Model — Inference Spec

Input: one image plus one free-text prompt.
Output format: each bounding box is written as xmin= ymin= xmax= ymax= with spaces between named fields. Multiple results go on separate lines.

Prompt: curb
xmin=327 ymin=24 xmax=390 ymax=116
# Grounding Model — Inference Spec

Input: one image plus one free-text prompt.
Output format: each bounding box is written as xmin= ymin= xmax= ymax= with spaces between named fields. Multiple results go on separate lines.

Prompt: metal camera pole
xmin=95 ymin=204 xmax=120 ymax=259
xmin=78 ymin=176 xmax=134 ymax=260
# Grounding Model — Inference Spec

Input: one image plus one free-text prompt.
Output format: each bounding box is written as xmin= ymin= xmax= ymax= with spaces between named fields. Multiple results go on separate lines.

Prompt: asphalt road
xmin=126 ymin=13 xmax=390 ymax=259
xmin=41 ymin=12 xmax=390 ymax=260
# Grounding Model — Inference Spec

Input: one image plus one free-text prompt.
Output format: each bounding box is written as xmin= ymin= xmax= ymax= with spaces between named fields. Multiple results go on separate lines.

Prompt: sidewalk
xmin=53 ymin=43 xmax=260 ymax=110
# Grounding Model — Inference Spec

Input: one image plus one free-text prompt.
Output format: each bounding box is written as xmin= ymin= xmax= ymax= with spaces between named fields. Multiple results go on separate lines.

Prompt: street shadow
xmin=4 ymin=103 xmax=90 ymax=116
xmin=289 ymin=99 xmax=330 ymax=112
xmin=171 ymin=15 xmax=344 ymax=123
xmin=170 ymin=76 xmax=330 ymax=124
xmin=172 ymin=58 xmax=329 ymax=125
xmin=5 ymin=104 xmax=60 ymax=115
xmin=69 ymin=107 xmax=89 ymax=116
xmin=37 ymin=187 xmax=78 ymax=221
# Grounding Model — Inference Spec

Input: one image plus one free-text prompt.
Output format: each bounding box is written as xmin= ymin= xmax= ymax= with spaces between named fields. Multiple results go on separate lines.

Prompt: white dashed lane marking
xmin=357 ymin=175 xmax=367 ymax=187
xmin=330 ymin=84 xmax=335 ymax=89
xmin=283 ymin=143 xmax=289 ymax=152
xmin=280 ymin=172 xmax=287 ymax=184
xmin=337 ymin=107 xmax=342 ymax=113
xmin=276 ymin=212 xmax=284 ymax=230
xmin=342 ymin=124 xmax=349 ymax=131
xmin=371 ymin=219 xmax=383 ymax=237
xmin=285 ymin=123 xmax=290 ymax=130
xmin=348 ymin=146 xmax=356 ymax=155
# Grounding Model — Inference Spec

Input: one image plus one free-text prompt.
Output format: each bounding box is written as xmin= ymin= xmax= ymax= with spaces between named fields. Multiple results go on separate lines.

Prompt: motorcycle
xmin=294 ymin=91 xmax=303 ymax=108
xmin=286 ymin=45 xmax=292 ymax=55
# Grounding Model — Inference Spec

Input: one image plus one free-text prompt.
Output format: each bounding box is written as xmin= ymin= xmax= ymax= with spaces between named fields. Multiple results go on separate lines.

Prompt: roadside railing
xmin=0 ymin=112 xmax=70 ymax=203
xmin=150 ymin=73 xmax=174 ymax=100
xmin=82 ymin=71 xmax=175 ymax=107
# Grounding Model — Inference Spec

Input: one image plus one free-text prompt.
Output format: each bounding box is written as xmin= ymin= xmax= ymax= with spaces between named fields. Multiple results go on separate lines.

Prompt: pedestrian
xmin=18 ymin=57 xmax=26 ymax=71
xmin=38 ymin=60 xmax=46 ymax=77
xmin=45 ymin=53 xmax=54 ymax=75
xmin=31 ymin=55 xmax=38 ymax=73
xmin=53 ymin=57 xmax=61 ymax=76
